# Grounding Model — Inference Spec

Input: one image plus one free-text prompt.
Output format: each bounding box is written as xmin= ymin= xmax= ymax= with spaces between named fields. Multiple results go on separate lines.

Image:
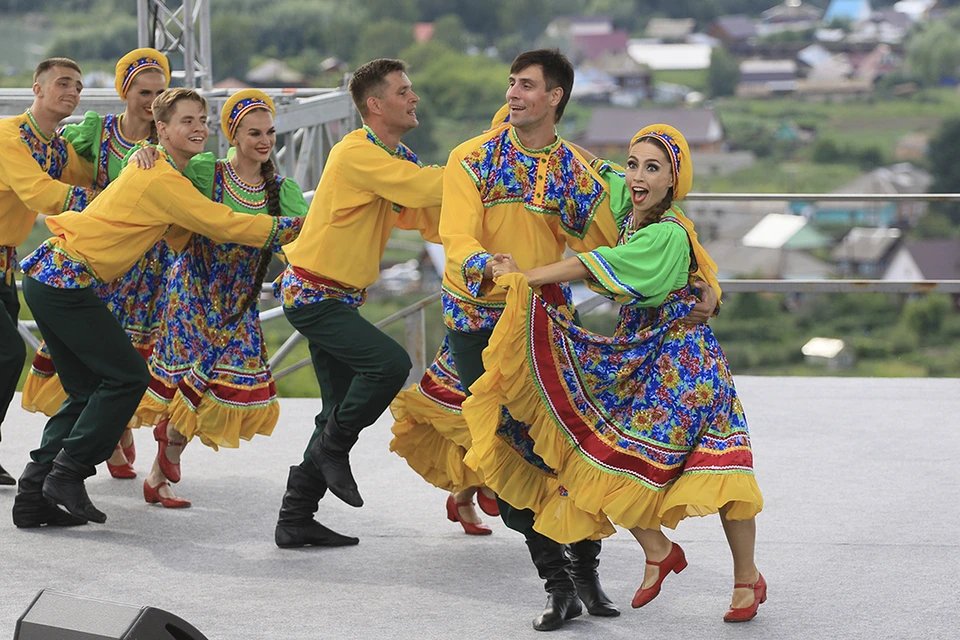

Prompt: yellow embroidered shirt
xmin=281 ymin=126 xmax=443 ymax=296
xmin=439 ymin=124 xmax=620 ymax=332
xmin=20 ymin=149 xmax=301 ymax=288
xmin=0 ymin=110 xmax=96 ymax=277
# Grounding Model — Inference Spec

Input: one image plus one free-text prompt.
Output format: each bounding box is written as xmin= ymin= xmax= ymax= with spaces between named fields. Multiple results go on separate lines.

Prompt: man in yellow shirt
xmin=13 ymin=89 xmax=302 ymax=527
xmin=273 ymin=58 xmax=442 ymax=548
xmin=0 ymin=58 xmax=96 ymax=498
xmin=440 ymin=49 xmax=625 ymax=631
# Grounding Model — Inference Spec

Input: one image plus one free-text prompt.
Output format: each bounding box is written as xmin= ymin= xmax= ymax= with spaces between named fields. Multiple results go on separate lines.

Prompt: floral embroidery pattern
xmin=460 ymin=129 xmax=607 ymax=240
xmin=20 ymin=240 xmax=97 ymax=289
xmin=274 ymin=265 xmax=367 ymax=310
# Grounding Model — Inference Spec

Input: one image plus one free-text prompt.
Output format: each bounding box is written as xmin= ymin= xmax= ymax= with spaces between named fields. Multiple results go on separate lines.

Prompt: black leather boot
xmin=275 ymin=464 xmax=359 ymax=548
xmin=526 ymin=533 xmax=583 ymax=631
xmin=42 ymin=450 xmax=106 ymax=523
xmin=567 ymin=539 xmax=620 ymax=617
xmin=12 ymin=462 xmax=88 ymax=528
xmin=308 ymin=409 xmax=362 ymax=508
xmin=0 ymin=460 xmax=15 ymax=485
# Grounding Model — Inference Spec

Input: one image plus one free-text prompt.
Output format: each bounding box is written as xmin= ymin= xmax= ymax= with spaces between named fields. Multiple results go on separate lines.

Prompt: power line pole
xmin=136 ymin=0 xmax=213 ymax=91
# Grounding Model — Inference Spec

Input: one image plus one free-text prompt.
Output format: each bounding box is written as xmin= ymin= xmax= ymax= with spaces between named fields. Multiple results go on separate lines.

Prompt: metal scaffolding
xmin=137 ymin=0 xmax=213 ymax=91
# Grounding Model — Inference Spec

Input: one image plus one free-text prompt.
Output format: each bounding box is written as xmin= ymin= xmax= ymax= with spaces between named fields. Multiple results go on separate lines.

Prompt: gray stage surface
xmin=1 ymin=377 xmax=958 ymax=639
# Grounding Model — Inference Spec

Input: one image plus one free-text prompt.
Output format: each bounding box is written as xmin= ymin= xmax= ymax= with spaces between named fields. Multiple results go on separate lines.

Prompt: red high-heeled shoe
xmin=631 ymin=543 xmax=687 ymax=608
xmin=723 ymin=573 xmax=766 ymax=622
xmin=476 ymin=488 xmax=500 ymax=517
xmin=153 ymin=421 xmax=182 ymax=484
xmin=143 ymin=479 xmax=191 ymax=509
xmin=106 ymin=445 xmax=137 ymax=479
xmin=122 ymin=437 xmax=136 ymax=465
xmin=446 ymin=495 xmax=492 ymax=535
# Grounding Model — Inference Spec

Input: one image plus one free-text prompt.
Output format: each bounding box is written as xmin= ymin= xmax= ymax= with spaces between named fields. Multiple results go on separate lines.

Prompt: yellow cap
xmin=115 ymin=48 xmax=170 ymax=99
xmin=221 ymin=89 xmax=275 ymax=141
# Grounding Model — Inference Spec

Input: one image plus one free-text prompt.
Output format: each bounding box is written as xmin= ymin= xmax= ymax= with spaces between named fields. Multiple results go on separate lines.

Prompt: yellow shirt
xmin=21 ymin=149 xmax=301 ymax=286
xmin=440 ymin=124 xmax=619 ymax=331
xmin=0 ymin=110 xmax=96 ymax=276
xmin=282 ymin=126 xmax=443 ymax=290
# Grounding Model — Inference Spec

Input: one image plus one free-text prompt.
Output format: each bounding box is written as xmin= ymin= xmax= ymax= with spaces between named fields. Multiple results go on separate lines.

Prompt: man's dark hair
xmin=510 ymin=49 xmax=574 ymax=123
xmin=34 ymin=57 xmax=82 ymax=83
xmin=348 ymin=58 xmax=408 ymax=117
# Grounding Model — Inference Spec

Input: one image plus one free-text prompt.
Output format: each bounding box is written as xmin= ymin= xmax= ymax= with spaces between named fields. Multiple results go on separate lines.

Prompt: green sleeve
xmin=590 ymin=157 xmax=631 ymax=227
xmin=59 ymin=111 xmax=103 ymax=163
xmin=577 ymin=217 xmax=691 ymax=307
xmin=181 ymin=152 xmax=217 ymax=199
xmin=277 ymin=176 xmax=309 ymax=217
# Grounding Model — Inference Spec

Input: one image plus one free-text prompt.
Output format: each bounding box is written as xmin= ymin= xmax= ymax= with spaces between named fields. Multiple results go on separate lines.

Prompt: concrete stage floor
xmin=1 ymin=377 xmax=958 ymax=639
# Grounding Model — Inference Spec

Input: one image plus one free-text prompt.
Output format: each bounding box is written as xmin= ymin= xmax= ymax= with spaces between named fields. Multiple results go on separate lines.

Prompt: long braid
xmin=222 ymin=159 xmax=281 ymax=326
xmin=149 ymin=119 xmax=158 ymax=144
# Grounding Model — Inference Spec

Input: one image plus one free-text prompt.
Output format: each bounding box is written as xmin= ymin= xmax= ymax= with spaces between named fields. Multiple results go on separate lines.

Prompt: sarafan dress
xmin=22 ymin=112 xmax=175 ymax=417
xmin=135 ymin=154 xmax=307 ymax=449
xmin=460 ymin=206 xmax=763 ymax=544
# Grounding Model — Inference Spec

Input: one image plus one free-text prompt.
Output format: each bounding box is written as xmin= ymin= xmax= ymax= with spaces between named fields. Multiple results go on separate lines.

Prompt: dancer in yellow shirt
xmin=0 ymin=57 xmax=96 ymax=508
xmin=273 ymin=58 xmax=442 ymax=548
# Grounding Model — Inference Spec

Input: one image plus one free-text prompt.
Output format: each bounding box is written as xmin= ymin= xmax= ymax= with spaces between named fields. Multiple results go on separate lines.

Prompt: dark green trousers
xmin=285 ymin=299 xmax=412 ymax=465
xmin=446 ymin=326 xmax=539 ymax=536
xmin=22 ymin=277 xmax=150 ymax=466
xmin=0 ymin=277 xmax=27 ymax=441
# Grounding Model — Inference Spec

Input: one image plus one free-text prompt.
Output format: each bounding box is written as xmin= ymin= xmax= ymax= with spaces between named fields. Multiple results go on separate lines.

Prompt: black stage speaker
xmin=15 ymin=589 xmax=209 ymax=640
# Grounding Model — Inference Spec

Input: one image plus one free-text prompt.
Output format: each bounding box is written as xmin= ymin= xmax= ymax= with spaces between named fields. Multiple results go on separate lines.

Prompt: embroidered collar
xmin=155 ymin=145 xmax=180 ymax=172
xmin=508 ymin=125 xmax=560 ymax=156
xmin=25 ymin=109 xmax=56 ymax=143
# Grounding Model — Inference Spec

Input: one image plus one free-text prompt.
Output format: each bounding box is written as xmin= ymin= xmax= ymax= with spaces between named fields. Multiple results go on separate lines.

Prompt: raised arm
xmin=340 ymin=142 xmax=444 ymax=209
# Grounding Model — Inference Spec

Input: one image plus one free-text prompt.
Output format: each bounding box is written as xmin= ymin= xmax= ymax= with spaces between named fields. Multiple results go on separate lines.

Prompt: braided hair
xmin=222 ymin=158 xmax=282 ymax=326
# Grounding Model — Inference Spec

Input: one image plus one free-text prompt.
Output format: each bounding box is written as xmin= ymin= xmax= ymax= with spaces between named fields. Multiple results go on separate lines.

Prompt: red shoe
xmin=143 ymin=479 xmax=191 ymax=509
xmin=106 ymin=446 xmax=137 ymax=479
xmin=723 ymin=573 xmax=767 ymax=622
xmin=445 ymin=495 xmax=492 ymax=535
xmin=631 ymin=543 xmax=687 ymax=608
xmin=476 ymin=488 xmax=500 ymax=517
xmin=122 ymin=437 xmax=136 ymax=465
xmin=153 ymin=421 xmax=182 ymax=484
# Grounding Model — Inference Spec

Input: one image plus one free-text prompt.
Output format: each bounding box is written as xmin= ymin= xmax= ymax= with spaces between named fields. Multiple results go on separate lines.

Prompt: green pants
xmin=284 ymin=299 xmax=412 ymax=464
xmin=22 ymin=277 xmax=150 ymax=466
xmin=446 ymin=326 xmax=539 ymax=536
xmin=0 ymin=277 xmax=27 ymax=441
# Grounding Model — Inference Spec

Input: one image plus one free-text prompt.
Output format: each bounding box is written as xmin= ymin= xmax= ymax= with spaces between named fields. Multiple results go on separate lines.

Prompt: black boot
xmin=275 ymin=465 xmax=359 ymax=548
xmin=567 ymin=539 xmax=620 ymax=617
xmin=308 ymin=410 xmax=362 ymax=508
xmin=526 ymin=533 xmax=583 ymax=631
xmin=42 ymin=450 xmax=106 ymax=524
xmin=0 ymin=460 xmax=15 ymax=485
xmin=12 ymin=462 xmax=88 ymax=528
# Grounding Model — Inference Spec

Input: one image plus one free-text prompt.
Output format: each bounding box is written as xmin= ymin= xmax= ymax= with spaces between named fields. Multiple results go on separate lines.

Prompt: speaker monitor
xmin=15 ymin=589 xmax=209 ymax=640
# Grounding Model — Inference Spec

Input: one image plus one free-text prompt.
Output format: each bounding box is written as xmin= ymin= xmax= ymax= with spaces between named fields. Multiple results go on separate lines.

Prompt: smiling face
xmin=370 ymin=70 xmax=419 ymax=133
xmin=156 ymin=97 xmax=209 ymax=159
xmin=124 ymin=69 xmax=166 ymax=123
xmin=505 ymin=64 xmax=562 ymax=131
xmin=625 ymin=139 xmax=674 ymax=216
xmin=233 ymin=108 xmax=276 ymax=165
xmin=33 ymin=65 xmax=83 ymax=120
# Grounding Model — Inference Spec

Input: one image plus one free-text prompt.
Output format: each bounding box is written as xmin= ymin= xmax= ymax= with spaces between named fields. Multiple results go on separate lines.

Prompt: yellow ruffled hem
xmin=20 ymin=371 xmax=67 ymax=418
xmin=388 ymin=385 xmax=483 ymax=492
xmin=659 ymin=472 xmax=764 ymax=529
xmin=465 ymin=273 xmax=762 ymax=537
xmin=157 ymin=393 xmax=279 ymax=451
xmin=131 ymin=391 xmax=170 ymax=429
